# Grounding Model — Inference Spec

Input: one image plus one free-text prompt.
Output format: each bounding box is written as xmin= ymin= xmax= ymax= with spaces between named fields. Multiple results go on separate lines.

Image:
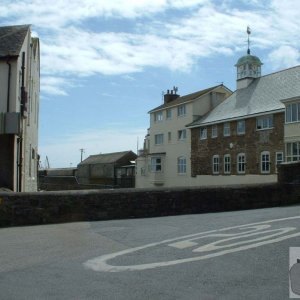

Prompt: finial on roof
xmin=247 ymin=26 xmax=251 ymax=55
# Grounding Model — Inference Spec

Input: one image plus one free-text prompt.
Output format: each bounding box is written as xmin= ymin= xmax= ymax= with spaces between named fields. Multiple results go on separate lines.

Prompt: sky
xmin=1 ymin=0 xmax=300 ymax=168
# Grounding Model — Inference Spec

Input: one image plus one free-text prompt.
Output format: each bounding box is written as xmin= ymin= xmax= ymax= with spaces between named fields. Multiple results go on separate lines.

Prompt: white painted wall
xmin=136 ymin=86 xmax=232 ymax=188
xmin=0 ymin=28 xmax=39 ymax=192
xmin=284 ymin=122 xmax=300 ymax=143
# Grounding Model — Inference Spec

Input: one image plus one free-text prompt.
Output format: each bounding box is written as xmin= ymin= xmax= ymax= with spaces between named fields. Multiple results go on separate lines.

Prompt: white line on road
xmin=84 ymin=215 xmax=300 ymax=272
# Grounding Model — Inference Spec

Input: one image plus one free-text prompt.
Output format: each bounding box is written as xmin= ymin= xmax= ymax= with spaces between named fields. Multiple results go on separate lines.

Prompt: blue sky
xmin=1 ymin=0 xmax=300 ymax=167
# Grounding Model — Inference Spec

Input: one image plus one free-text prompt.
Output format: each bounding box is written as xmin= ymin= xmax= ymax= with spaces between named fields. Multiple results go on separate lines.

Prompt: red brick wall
xmin=191 ymin=112 xmax=284 ymax=176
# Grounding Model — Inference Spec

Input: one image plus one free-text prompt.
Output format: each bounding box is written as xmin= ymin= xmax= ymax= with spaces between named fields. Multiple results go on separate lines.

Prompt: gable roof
xmin=149 ymin=84 xmax=232 ymax=113
xmin=188 ymin=65 xmax=300 ymax=127
xmin=0 ymin=24 xmax=30 ymax=58
xmin=79 ymin=151 xmax=137 ymax=165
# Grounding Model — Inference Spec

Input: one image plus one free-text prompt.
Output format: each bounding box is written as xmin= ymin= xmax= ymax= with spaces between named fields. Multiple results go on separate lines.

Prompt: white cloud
xmin=0 ymin=0 xmax=209 ymax=27
xmin=2 ymin=0 xmax=300 ymax=95
xmin=267 ymin=46 xmax=300 ymax=70
xmin=39 ymin=127 xmax=146 ymax=168
xmin=40 ymin=76 xmax=78 ymax=96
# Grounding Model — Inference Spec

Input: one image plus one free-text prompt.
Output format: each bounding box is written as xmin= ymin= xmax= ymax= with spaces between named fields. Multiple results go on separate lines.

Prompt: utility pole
xmin=79 ymin=148 xmax=85 ymax=162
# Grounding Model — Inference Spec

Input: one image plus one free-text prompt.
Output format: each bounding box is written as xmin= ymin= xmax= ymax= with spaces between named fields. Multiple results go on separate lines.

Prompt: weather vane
xmin=247 ymin=26 xmax=251 ymax=55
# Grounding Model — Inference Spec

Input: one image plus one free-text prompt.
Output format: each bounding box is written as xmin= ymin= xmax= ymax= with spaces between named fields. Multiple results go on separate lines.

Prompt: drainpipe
xmin=18 ymin=52 xmax=26 ymax=192
xmin=6 ymin=58 xmax=11 ymax=113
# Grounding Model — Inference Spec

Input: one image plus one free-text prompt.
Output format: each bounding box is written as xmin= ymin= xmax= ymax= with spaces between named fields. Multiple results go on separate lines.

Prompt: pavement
xmin=1 ymin=205 xmax=300 ymax=299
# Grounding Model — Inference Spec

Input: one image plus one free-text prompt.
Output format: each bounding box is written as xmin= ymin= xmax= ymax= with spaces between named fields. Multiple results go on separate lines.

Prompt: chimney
xmin=164 ymin=87 xmax=180 ymax=104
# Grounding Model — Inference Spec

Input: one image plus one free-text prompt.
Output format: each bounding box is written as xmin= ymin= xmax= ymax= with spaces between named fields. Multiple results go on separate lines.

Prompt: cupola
xmin=235 ymin=27 xmax=263 ymax=89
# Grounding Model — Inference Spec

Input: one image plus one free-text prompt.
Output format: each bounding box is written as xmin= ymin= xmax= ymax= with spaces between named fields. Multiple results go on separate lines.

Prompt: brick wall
xmin=191 ymin=112 xmax=284 ymax=176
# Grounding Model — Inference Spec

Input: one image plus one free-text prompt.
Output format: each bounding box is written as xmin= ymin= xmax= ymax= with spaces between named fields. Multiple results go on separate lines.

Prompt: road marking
xmin=84 ymin=215 xmax=300 ymax=272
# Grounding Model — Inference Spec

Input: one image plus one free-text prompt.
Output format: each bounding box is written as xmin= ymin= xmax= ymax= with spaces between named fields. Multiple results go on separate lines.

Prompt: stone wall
xmin=278 ymin=161 xmax=300 ymax=184
xmin=191 ymin=113 xmax=284 ymax=176
xmin=0 ymin=183 xmax=299 ymax=227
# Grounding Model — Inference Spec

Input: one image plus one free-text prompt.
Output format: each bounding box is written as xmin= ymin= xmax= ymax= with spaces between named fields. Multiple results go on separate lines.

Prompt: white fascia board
xmin=187 ymin=108 xmax=285 ymax=128
xmin=281 ymin=96 xmax=300 ymax=104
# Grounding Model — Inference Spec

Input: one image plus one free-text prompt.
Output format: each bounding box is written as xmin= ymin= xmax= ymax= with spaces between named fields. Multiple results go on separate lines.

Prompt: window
xmin=177 ymin=156 xmax=187 ymax=174
xmin=168 ymin=132 xmax=172 ymax=142
xmin=154 ymin=111 xmax=163 ymax=122
xmin=154 ymin=134 xmax=164 ymax=145
xmin=200 ymin=127 xmax=207 ymax=140
xmin=237 ymin=153 xmax=246 ymax=174
xmin=166 ymin=108 xmax=172 ymax=119
xmin=261 ymin=151 xmax=270 ymax=173
xmin=286 ymin=142 xmax=300 ymax=162
xmin=177 ymin=104 xmax=186 ymax=117
xmin=223 ymin=122 xmax=230 ymax=137
xmin=151 ymin=157 xmax=162 ymax=172
xmin=178 ymin=129 xmax=187 ymax=140
xmin=286 ymin=102 xmax=300 ymax=123
xmin=224 ymin=154 xmax=231 ymax=174
xmin=212 ymin=155 xmax=219 ymax=174
xmin=276 ymin=152 xmax=284 ymax=172
xmin=256 ymin=115 xmax=273 ymax=130
xmin=237 ymin=120 xmax=245 ymax=135
xmin=211 ymin=125 xmax=218 ymax=138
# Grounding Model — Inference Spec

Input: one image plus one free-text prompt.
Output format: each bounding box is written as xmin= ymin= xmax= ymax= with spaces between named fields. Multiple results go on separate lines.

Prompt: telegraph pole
xmin=79 ymin=148 xmax=85 ymax=162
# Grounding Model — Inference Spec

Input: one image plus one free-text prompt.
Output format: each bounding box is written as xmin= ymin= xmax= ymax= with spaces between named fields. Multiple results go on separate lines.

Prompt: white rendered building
xmin=0 ymin=25 xmax=40 ymax=191
xmin=136 ymin=85 xmax=232 ymax=188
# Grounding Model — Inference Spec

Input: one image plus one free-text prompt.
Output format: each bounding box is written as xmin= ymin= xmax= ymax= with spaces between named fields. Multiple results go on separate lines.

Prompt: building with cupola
xmin=187 ymin=29 xmax=300 ymax=185
xmin=136 ymin=28 xmax=300 ymax=188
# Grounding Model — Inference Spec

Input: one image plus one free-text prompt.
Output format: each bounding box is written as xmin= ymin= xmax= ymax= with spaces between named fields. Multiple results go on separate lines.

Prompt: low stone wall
xmin=278 ymin=161 xmax=300 ymax=184
xmin=0 ymin=183 xmax=299 ymax=227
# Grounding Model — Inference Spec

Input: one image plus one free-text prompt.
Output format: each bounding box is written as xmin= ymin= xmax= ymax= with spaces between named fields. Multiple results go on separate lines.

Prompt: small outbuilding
xmin=77 ymin=151 xmax=137 ymax=188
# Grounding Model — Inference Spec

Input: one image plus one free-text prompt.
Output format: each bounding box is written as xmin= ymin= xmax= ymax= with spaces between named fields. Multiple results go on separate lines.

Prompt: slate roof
xmin=149 ymin=85 xmax=231 ymax=113
xmin=0 ymin=24 xmax=30 ymax=58
xmin=79 ymin=151 xmax=137 ymax=165
xmin=188 ymin=65 xmax=300 ymax=127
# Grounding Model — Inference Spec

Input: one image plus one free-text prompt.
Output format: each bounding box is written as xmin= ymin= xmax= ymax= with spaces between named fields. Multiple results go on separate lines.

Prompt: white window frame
xmin=286 ymin=142 xmax=300 ymax=162
xmin=237 ymin=120 xmax=245 ymax=135
xmin=224 ymin=154 xmax=231 ymax=174
xmin=166 ymin=108 xmax=172 ymax=120
xmin=223 ymin=122 xmax=230 ymax=137
xmin=256 ymin=115 xmax=273 ymax=130
xmin=200 ymin=127 xmax=207 ymax=140
xmin=212 ymin=155 xmax=220 ymax=174
xmin=237 ymin=153 xmax=246 ymax=174
xmin=154 ymin=134 xmax=164 ymax=145
xmin=286 ymin=102 xmax=300 ymax=123
xmin=211 ymin=125 xmax=218 ymax=138
xmin=168 ymin=132 xmax=172 ymax=142
xmin=178 ymin=129 xmax=187 ymax=141
xmin=154 ymin=111 xmax=163 ymax=122
xmin=150 ymin=157 xmax=162 ymax=172
xmin=261 ymin=151 xmax=271 ymax=174
xmin=177 ymin=156 xmax=187 ymax=174
xmin=177 ymin=104 xmax=186 ymax=117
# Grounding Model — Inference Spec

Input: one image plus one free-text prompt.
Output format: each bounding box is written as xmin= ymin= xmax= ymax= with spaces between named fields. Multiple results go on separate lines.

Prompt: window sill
xmin=256 ymin=127 xmax=274 ymax=131
xmin=285 ymin=120 xmax=300 ymax=124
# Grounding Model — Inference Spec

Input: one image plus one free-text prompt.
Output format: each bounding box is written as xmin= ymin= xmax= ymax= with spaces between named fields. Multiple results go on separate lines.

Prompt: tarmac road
xmin=1 ymin=204 xmax=300 ymax=299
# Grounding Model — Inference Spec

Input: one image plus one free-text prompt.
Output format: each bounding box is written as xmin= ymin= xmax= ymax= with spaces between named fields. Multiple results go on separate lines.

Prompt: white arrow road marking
xmin=84 ymin=215 xmax=300 ymax=272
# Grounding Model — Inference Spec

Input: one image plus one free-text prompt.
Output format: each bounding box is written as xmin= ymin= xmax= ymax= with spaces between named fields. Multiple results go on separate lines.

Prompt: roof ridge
xmin=260 ymin=64 xmax=300 ymax=79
